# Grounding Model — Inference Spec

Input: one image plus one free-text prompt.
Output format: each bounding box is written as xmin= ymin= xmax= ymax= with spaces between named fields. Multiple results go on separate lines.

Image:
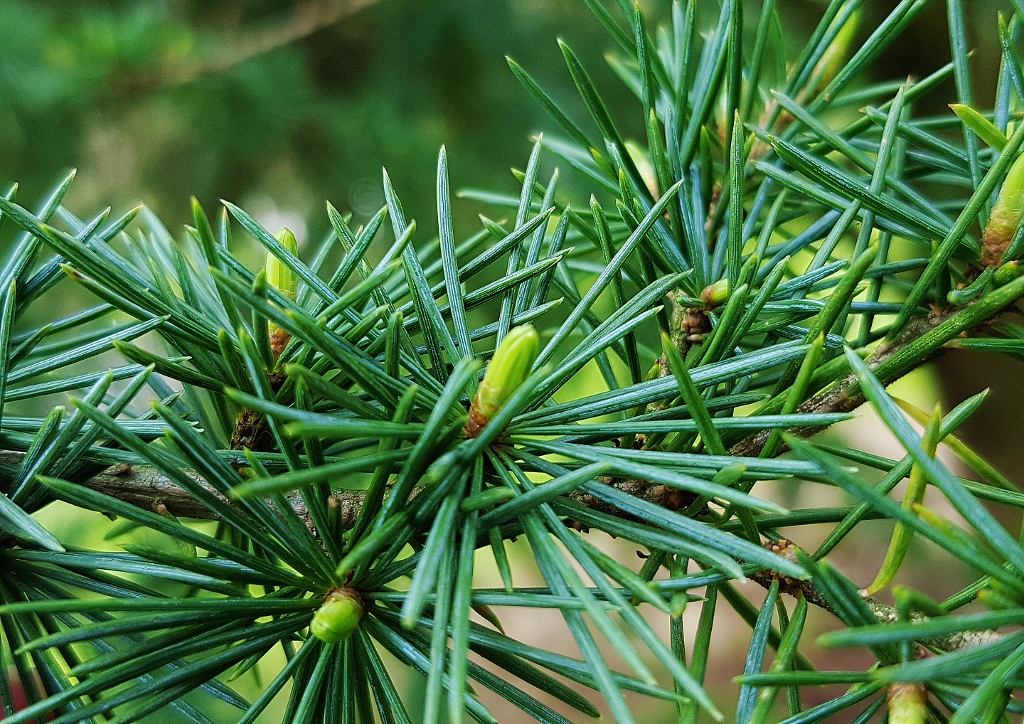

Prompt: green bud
xmin=470 ymin=325 xmax=540 ymax=429
xmin=700 ymin=279 xmax=729 ymax=307
xmin=266 ymin=228 xmax=298 ymax=300
xmin=982 ymin=152 xmax=1024 ymax=266
xmin=310 ymin=587 xmax=363 ymax=644
xmin=267 ymin=228 xmax=299 ymax=360
xmin=887 ymin=682 xmax=928 ymax=724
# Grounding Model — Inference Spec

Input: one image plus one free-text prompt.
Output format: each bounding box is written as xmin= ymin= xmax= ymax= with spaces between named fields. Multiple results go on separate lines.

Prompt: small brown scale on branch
xmin=270 ymin=326 xmax=291 ymax=360
xmin=750 ymin=538 xmax=833 ymax=610
xmin=644 ymin=285 xmax=719 ymax=423
xmin=568 ymin=478 xmax=701 ymax=521
xmin=230 ymin=371 xmax=287 ymax=454
xmin=230 ymin=408 xmax=276 ymax=453
xmin=463 ymin=403 xmax=490 ymax=440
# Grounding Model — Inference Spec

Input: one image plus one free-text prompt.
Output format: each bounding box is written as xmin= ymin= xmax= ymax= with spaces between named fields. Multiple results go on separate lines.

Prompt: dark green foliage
xmin=6 ymin=1 xmax=1024 ymax=722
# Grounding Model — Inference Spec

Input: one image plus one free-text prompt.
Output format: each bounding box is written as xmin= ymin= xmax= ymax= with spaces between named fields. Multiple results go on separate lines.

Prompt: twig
xmin=728 ymin=311 xmax=956 ymax=457
xmin=751 ymin=540 xmax=1002 ymax=654
xmin=105 ymin=0 xmax=379 ymax=94
xmin=0 ymin=453 xmax=364 ymax=530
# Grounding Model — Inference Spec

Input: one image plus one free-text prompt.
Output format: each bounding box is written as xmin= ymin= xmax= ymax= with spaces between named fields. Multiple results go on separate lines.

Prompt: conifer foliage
xmin=5 ymin=1 xmax=1024 ymax=721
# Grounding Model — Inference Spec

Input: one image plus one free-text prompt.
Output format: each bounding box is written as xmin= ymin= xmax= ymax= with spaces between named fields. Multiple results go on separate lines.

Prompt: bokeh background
xmin=0 ymin=0 xmax=1010 ymax=237
xmin=3 ymin=0 xmax=1024 ymax=720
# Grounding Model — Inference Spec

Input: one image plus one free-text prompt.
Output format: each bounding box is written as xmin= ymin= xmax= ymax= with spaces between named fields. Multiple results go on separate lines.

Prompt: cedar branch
xmin=0 ymin=302 xmax=1015 ymax=653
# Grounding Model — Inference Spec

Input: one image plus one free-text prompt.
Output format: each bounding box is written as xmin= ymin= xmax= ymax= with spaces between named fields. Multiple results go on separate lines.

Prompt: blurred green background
xmin=3 ymin=0 xmax=1023 ymax=720
xmin=2 ymin=0 xmax=645 ymax=241
xmin=0 ymin=0 xmax=1008 ymax=239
